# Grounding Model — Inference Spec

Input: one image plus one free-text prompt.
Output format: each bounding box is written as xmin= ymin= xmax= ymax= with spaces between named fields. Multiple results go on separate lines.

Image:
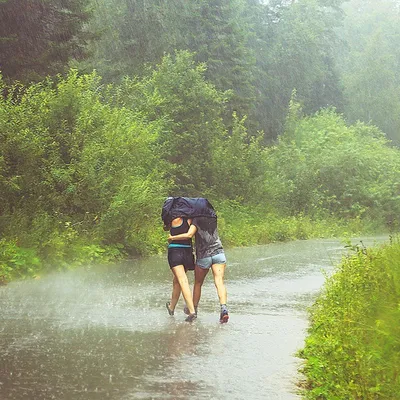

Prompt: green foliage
xmin=3 ymin=0 xmax=400 ymax=146
xmin=36 ymin=223 xmax=124 ymax=270
xmin=1 ymin=50 xmax=400 ymax=282
xmin=210 ymin=113 xmax=268 ymax=204
xmin=0 ymin=0 xmax=92 ymax=82
xmin=111 ymin=51 xmax=228 ymax=196
xmin=264 ymin=106 xmax=400 ymax=223
xmin=298 ymin=238 xmax=400 ymax=399
xmin=338 ymin=0 xmax=400 ymax=143
xmin=0 ymin=68 xmax=166 ymax=274
xmin=80 ymin=0 xmax=350 ymax=141
xmin=249 ymin=0 xmax=345 ymax=139
xmin=182 ymin=0 xmax=256 ymax=118
xmin=215 ymin=201 xmax=369 ymax=248
xmin=80 ymin=0 xmax=189 ymax=80
xmin=0 ymin=239 xmax=40 ymax=280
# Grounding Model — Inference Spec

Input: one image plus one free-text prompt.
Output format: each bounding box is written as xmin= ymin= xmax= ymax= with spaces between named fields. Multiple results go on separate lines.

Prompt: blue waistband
xmin=168 ymin=243 xmax=192 ymax=248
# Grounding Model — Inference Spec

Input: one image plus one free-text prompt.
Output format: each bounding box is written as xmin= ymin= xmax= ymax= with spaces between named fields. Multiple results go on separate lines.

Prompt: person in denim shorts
xmin=168 ymin=216 xmax=229 ymax=323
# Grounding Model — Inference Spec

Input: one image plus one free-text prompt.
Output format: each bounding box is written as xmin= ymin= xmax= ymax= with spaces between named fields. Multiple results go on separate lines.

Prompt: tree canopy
xmin=0 ymin=0 xmax=92 ymax=82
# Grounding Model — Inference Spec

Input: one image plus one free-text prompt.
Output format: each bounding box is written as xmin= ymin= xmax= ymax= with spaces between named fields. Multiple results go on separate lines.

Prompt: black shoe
xmin=184 ymin=305 xmax=198 ymax=315
xmin=219 ymin=309 xmax=229 ymax=324
xmin=185 ymin=313 xmax=197 ymax=323
xmin=166 ymin=302 xmax=174 ymax=316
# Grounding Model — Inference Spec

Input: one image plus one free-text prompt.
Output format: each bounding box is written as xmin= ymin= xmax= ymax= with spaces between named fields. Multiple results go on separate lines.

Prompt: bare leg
xmin=171 ymin=265 xmax=196 ymax=314
xmin=211 ymin=263 xmax=227 ymax=305
xmin=193 ymin=266 xmax=209 ymax=309
xmin=211 ymin=263 xmax=228 ymax=322
xmin=169 ymin=274 xmax=181 ymax=311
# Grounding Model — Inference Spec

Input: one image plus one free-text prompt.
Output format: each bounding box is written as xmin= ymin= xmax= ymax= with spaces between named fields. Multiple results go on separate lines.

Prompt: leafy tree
xmin=85 ymin=0 xmax=257 ymax=121
xmin=211 ymin=113 xmax=267 ymax=202
xmin=81 ymin=0 xmax=190 ymax=81
xmin=0 ymin=70 xmax=165 ymax=256
xmin=338 ymin=0 xmax=400 ymax=143
xmin=183 ymin=0 xmax=256 ymax=119
xmin=251 ymin=0 xmax=345 ymax=140
xmin=265 ymin=105 xmax=400 ymax=220
xmin=0 ymin=0 xmax=92 ymax=82
xmin=110 ymin=51 xmax=228 ymax=196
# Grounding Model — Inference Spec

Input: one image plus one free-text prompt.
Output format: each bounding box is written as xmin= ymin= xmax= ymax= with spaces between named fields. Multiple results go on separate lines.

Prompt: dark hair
xmin=163 ymin=223 xmax=170 ymax=231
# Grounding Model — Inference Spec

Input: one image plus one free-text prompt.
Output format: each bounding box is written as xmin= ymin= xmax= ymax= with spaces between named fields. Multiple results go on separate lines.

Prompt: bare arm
xmin=168 ymin=223 xmax=197 ymax=242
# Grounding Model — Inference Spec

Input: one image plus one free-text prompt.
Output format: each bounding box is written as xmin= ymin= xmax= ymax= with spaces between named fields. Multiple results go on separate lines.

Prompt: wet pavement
xmin=0 ymin=236 xmax=389 ymax=399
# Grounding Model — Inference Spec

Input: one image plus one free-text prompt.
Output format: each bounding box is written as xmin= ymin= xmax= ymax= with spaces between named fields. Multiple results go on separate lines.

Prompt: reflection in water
xmin=0 ymin=236 xmax=389 ymax=399
xmin=0 ymin=318 xmax=214 ymax=399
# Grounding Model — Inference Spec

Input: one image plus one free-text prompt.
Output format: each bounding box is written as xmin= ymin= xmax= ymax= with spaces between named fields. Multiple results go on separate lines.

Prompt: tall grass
xmin=298 ymin=237 xmax=400 ymax=399
xmin=216 ymin=201 xmax=382 ymax=247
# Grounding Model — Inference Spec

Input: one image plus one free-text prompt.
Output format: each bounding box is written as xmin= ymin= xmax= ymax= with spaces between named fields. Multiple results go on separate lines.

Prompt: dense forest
xmin=1 ymin=0 xmax=400 ymax=280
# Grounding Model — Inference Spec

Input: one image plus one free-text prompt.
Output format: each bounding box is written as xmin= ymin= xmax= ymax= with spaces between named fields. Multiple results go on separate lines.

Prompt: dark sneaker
xmin=184 ymin=305 xmax=198 ymax=315
xmin=185 ymin=313 xmax=197 ymax=323
xmin=166 ymin=302 xmax=174 ymax=316
xmin=220 ymin=309 xmax=229 ymax=324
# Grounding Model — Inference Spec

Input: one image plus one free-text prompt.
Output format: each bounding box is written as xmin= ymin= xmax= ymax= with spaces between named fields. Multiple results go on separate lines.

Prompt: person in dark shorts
xmin=168 ymin=216 xmax=229 ymax=323
xmin=164 ymin=217 xmax=197 ymax=322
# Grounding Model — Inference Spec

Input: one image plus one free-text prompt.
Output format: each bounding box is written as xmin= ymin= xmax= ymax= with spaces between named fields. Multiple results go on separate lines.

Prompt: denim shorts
xmin=196 ymin=252 xmax=226 ymax=269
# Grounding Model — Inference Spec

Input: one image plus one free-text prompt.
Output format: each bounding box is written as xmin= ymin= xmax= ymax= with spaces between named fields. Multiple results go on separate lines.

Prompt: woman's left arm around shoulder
xmin=168 ymin=221 xmax=196 ymax=242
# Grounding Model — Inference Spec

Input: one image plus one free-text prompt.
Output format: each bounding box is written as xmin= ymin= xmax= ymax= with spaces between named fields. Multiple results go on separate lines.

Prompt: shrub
xmin=298 ymin=238 xmax=400 ymax=399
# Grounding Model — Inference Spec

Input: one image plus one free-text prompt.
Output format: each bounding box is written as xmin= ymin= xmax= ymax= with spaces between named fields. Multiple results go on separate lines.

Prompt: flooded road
xmin=0 ymin=236 xmax=388 ymax=399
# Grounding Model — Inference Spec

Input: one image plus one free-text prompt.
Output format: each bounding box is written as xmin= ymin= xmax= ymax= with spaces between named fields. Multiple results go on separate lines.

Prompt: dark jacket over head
xmin=161 ymin=197 xmax=217 ymax=226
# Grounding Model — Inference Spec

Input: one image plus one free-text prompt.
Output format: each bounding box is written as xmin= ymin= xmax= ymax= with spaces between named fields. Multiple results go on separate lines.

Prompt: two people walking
xmin=162 ymin=197 xmax=229 ymax=324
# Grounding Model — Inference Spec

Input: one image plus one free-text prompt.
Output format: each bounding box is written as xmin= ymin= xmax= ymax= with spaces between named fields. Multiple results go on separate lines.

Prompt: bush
xmin=0 ymin=239 xmax=40 ymax=280
xmin=264 ymin=107 xmax=400 ymax=223
xmin=298 ymin=238 xmax=400 ymax=399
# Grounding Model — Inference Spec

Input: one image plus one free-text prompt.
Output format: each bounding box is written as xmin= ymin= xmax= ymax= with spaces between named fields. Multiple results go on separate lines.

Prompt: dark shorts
xmin=168 ymin=247 xmax=195 ymax=271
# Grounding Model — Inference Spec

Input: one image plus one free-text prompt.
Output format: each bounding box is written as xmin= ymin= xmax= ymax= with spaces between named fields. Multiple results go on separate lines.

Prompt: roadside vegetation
xmin=298 ymin=237 xmax=400 ymax=399
xmin=1 ymin=0 xmax=400 ymax=282
xmin=1 ymin=57 xmax=399 ymax=281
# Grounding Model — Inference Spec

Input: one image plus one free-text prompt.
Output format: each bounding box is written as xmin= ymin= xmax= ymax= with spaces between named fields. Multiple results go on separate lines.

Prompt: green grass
xmin=0 ymin=199 xmax=390 ymax=283
xmin=298 ymin=237 xmax=400 ymax=399
xmin=0 ymin=217 xmax=385 ymax=284
xmin=216 ymin=201 xmax=383 ymax=248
